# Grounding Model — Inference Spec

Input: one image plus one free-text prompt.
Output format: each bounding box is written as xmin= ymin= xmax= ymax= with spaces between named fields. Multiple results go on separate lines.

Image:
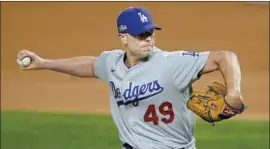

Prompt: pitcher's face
xmin=120 ymin=30 xmax=155 ymax=58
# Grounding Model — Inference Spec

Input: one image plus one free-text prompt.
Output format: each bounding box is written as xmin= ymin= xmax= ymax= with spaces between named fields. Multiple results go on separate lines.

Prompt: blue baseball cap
xmin=117 ymin=7 xmax=161 ymax=36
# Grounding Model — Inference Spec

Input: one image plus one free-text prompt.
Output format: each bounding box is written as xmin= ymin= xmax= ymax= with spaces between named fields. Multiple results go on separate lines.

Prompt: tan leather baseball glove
xmin=187 ymin=82 xmax=246 ymax=125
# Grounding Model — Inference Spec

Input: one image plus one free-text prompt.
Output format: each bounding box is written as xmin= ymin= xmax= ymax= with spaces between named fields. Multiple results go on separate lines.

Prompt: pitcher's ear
xmin=119 ymin=33 xmax=127 ymax=45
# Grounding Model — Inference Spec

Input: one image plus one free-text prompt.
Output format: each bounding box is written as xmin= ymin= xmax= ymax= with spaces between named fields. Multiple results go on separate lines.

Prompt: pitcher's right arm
xmin=17 ymin=49 xmax=98 ymax=78
xmin=41 ymin=56 xmax=97 ymax=78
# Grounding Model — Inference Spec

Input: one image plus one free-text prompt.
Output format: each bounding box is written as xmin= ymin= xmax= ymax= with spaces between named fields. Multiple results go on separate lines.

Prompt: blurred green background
xmin=1 ymin=111 xmax=269 ymax=149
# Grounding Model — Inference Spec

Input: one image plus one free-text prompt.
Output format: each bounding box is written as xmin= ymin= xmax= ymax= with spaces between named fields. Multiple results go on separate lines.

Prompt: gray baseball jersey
xmin=94 ymin=47 xmax=210 ymax=149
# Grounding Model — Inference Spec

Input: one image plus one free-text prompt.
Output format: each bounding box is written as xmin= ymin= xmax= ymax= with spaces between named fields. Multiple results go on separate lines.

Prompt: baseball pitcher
xmin=17 ymin=7 xmax=246 ymax=149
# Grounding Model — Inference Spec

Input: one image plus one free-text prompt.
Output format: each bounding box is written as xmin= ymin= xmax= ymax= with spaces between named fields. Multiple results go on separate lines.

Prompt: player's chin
xmin=138 ymin=51 xmax=151 ymax=58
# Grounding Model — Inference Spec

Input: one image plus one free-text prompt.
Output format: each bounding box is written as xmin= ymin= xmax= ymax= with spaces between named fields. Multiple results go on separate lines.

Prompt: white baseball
xmin=17 ymin=57 xmax=32 ymax=67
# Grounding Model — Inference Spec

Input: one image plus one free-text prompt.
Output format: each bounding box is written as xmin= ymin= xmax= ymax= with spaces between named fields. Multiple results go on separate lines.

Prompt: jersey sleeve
xmin=94 ymin=51 xmax=110 ymax=83
xmin=171 ymin=51 xmax=210 ymax=90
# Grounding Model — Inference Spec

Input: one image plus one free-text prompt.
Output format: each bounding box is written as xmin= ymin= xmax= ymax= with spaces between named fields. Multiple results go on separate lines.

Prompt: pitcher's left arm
xmin=199 ymin=51 xmax=244 ymax=110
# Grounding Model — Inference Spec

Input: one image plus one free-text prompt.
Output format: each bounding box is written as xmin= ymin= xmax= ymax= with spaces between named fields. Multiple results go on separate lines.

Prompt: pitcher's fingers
xmin=17 ymin=49 xmax=30 ymax=59
xmin=18 ymin=51 xmax=35 ymax=60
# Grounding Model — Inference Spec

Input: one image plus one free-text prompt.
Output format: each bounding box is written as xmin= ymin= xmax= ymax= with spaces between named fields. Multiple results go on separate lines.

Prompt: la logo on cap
xmin=138 ymin=12 xmax=148 ymax=23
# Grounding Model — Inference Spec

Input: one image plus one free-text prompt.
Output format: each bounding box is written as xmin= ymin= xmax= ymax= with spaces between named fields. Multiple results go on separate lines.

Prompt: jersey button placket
xmin=121 ymin=71 xmax=130 ymax=109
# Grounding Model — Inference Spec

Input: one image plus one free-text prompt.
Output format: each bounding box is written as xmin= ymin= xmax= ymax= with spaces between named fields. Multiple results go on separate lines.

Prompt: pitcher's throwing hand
xmin=17 ymin=50 xmax=45 ymax=70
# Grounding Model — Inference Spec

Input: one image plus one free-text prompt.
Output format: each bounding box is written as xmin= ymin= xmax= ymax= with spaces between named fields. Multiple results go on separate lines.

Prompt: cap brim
xmin=129 ymin=25 xmax=162 ymax=36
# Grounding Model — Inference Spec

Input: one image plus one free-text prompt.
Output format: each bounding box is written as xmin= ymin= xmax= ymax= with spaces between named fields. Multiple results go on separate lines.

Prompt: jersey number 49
xmin=143 ymin=101 xmax=175 ymax=125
